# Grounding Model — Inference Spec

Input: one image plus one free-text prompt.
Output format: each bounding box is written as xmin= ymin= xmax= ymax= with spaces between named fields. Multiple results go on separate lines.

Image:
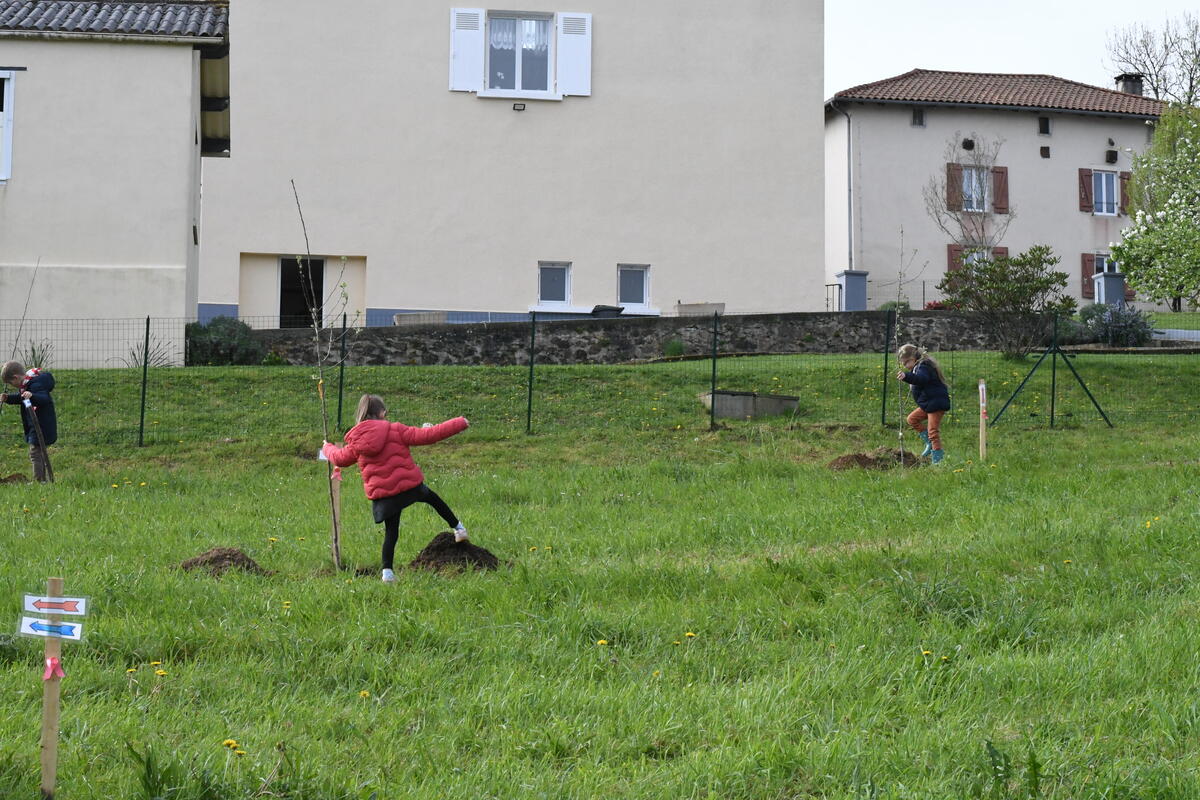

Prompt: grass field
xmin=2 ymin=360 xmax=1199 ymax=798
xmin=1150 ymin=311 xmax=1200 ymax=330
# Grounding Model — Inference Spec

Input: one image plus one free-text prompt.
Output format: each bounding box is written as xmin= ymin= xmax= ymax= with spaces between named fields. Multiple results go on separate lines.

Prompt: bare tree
xmin=922 ymin=132 xmax=1015 ymax=254
xmin=1107 ymin=12 xmax=1200 ymax=105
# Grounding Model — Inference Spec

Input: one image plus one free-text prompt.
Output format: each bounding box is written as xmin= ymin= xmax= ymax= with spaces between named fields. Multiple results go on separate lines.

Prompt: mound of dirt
xmin=828 ymin=447 xmax=922 ymax=471
xmin=0 ymin=473 xmax=28 ymax=483
xmin=409 ymin=532 xmax=499 ymax=572
xmin=181 ymin=547 xmax=271 ymax=577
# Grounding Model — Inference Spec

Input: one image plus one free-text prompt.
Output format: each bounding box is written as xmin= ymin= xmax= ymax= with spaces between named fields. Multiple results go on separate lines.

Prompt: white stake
xmin=978 ymin=379 xmax=988 ymax=462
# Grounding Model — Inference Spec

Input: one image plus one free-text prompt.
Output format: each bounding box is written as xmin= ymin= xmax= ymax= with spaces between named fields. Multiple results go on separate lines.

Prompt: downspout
xmin=831 ymin=101 xmax=854 ymax=269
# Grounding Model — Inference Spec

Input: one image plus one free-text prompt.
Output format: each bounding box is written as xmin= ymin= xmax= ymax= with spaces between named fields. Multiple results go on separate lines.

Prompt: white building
xmin=199 ymin=1 xmax=826 ymax=327
xmin=825 ymin=69 xmax=1164 ymax=310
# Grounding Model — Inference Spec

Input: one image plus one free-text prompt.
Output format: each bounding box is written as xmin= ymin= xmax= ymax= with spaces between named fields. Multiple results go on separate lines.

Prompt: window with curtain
xmin=489 ymin=15 xmax=550 ymax=92
xmin=961 ymin=166 xmax=989 ymax=212
xmin=1092 ymin=171 xmax=1117 ymax=215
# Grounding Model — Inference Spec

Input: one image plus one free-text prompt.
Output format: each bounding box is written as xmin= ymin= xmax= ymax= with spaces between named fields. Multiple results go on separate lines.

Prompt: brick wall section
xmin=253 ymin=312 xmax=1001 ymax=367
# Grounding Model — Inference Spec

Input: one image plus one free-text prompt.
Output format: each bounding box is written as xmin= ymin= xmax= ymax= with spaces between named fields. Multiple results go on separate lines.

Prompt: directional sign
xmin=24 ymin=595 xmax=87 ymax=616
xmin=19 ymin=616 xmax=83 ymax=641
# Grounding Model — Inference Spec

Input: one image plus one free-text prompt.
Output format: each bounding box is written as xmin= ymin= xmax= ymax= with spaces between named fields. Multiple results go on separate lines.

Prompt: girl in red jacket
xmin=323 ymin=394 xmax=470 ymax=582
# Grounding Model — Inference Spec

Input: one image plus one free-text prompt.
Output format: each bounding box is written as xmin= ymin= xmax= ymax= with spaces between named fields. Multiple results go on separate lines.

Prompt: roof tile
xmin=835 ymin=68 xmax=1165 ymax=117
xmin=0 ymin=1 xmax=227 ymax=40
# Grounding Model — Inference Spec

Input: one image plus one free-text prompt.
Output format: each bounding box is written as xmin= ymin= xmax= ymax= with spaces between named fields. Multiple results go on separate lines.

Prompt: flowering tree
xmin=1112 ymin=106 xmax=1200 ymax=308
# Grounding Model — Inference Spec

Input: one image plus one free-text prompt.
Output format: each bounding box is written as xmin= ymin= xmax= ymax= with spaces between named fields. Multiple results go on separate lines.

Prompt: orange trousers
xmin=906 ymin=408 xmax=944 ymax=450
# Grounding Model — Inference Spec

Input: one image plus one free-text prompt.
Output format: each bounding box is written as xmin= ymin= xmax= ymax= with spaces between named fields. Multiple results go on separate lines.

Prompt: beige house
xmin=0 ymin=0 xmax=229 ymax=363
xmin=825 ymin=69 xmax=1165 ymax=310
xmin=199 ymin=0 xmax=825 ymax=327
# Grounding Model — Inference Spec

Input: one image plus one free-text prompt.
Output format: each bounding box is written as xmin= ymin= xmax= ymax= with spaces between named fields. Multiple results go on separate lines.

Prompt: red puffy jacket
xmin=323 ymin=417 xmax=468 ymax=499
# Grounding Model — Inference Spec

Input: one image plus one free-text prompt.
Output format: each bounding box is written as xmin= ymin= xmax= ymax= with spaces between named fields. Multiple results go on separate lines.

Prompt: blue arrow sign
xmin=18 ymin=616 xmax=83 ymax=641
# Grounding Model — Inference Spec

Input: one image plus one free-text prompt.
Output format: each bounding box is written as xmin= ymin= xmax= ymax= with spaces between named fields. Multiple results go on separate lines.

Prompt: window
xmin=0 ymin=73 xmax=13 ymax=181
xmin=279 ymin=257 xmax=324 ymax=328
xmin=450 ymin=9 xmax=592 ymax=100
xmin=617 ymin=265 xmax=649 ymax=307
xmin=1038 ymin=116 xmax=1051 ymax=135
xmin=538 ymin=262 xmax=570 ymax=304
xmin=962 ymin=166 xmax=989 ymax=212
xmin=1094 ymin=254 xmax=1117 ymax=274
xmin=1093 ymin=170 xmax=1117 ymax=215
xmin=911 ymin=108 xmax=925 ymax=127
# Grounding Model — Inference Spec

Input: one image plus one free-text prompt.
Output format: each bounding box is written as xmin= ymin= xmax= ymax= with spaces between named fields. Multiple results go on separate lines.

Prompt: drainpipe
xmin=831 ymin=101 xmax=854 ymax=271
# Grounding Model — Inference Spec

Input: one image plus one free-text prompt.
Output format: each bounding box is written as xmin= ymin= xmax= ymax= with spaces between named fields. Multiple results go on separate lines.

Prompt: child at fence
xmin=895 ymin=344 xmax=950 ymax=464
xmin=1 ymin=361 xmax=56 ymax=482
xmin=322 ymin=394 xmax=470 ymax=583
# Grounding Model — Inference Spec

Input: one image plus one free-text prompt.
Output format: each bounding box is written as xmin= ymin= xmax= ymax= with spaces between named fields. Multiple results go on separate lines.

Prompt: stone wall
xmin=253 ymin=312 xmax=1001 ymax=367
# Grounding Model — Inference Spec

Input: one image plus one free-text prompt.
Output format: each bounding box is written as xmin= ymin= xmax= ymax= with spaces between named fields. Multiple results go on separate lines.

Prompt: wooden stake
xmin=978 ymin=379 xmax=988 ymax=462
xmin=40 ymin=576 xmax=63 ymax=800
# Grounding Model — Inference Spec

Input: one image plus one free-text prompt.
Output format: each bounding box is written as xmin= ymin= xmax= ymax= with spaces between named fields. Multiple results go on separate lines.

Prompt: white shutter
xmin=0 ymin=75 xmax=12 ymax=180
xmin=449 ymin=8 xmax=485 ymax=92
xmin=556 ymin=12 xmax=592 ymax=97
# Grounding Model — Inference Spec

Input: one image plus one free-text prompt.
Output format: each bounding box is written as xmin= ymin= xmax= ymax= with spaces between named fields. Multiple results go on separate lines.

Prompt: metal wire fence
xmin=1 ymin=313 xmax=1197 ymax=450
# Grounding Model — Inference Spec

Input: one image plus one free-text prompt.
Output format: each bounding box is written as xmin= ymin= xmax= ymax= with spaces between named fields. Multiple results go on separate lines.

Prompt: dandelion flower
xmin=234 ymin=750 xmax=246 ymax=756
xmin=685 ymin=632 xmax=696 ymax=638
xmin=652 ymin=670 xmax=661 ymax=677
xmin=150 ymin=661 xmax=162 ymax=666
xmin=673 ymin=640 xmax=681 ymax=646
xmin=359 ymin=690 xmax=370 ymax=698
xmin=941 ymin=656 xmax=950 ymax=662
xmin=111 ymin=484 xmax=118 ymax=488
xmin=269 ymin=537 xmax=279 ymax=543
xmin=1063 ymin=559 xmax=1072 ymax=564
xmin=155 ymin=669 xmax=168 ymax=677
xmin=222 ymin=739 xmax=238 ymax=749
xmin=126 ymin=668 xmax=137 ymax=674
xmin=282 ymin=601 xmax=292 ymax=608
xmin=596 ymin=640 xmax=608 ymax=646
xmin=530 ymin=546 xmax=538 ymax=552
xmin=921 ymin=650 xmax=932 ymax=656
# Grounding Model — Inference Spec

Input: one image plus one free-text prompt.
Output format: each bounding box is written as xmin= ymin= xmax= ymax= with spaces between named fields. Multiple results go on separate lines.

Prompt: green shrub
xmin=662 ymin=338 xmax=685 ymax=358
xmin=878 ymin=300 xmax=911 ymax=312
xmin=184 ymin=316 xmax=266 ymax=366
xmin=1086 ymin=305 xmax=1156 ymax=346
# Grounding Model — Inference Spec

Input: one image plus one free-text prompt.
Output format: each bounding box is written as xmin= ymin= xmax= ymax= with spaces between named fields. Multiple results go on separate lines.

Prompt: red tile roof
xmin=0 ymin=1 xmax=226 ymax=40
xmin=833 ymin=69 xmax=1165 ymax=118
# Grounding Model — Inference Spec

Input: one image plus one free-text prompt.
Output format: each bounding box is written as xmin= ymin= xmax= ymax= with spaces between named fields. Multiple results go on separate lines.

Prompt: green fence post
xmin=526 ymin=311 xmax=536 ymax=435
xmin=336 ymin=312 xmax=347 ymax=432
xmin=881 ymin=309 xmax=895 ymax=426
xmin=1050 ymin=312 xmax=1058 ymax=429
xmin=710 ymin=312 xmax=719 ymax=430
xmin=138 ymin=315 xmax=150 ymax=447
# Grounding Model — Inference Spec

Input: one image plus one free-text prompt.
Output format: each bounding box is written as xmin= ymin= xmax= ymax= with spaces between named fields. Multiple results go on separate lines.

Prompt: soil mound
xmin=181 ymin=547 xmax=271 ymax=577
xmin=0 ymin=473 xmax=28 ymax=483
xmin=409 ymin=532 xmax=499 ymax=572
xmin=828 ymin=447 xmax=922 ymax=471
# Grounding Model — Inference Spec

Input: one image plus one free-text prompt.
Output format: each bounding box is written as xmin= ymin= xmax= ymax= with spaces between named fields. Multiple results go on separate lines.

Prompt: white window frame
xmin=616 ymin=264 xmax=659 ymax=315
xmin=480 ymin=12 xmax=556 ymax=100
xmin=961 ymin=166 xmax=989 ymax=213
xmin=532 ymin=261 xmax=589 ymax=313
xmin=450 ymin=9 xmax=592 ymax=101
xmin=963 ymin=248 xmax=991 ymax=267
xmin=0 ymin=72 xmax=14 ymax=182
xmin=1093 ymin=170 xmax=1117 ymax=215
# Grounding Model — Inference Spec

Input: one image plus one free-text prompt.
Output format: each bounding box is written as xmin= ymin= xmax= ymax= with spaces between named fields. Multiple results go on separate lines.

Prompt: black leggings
xmin=377 ymin=484 xmax=460 ymax=569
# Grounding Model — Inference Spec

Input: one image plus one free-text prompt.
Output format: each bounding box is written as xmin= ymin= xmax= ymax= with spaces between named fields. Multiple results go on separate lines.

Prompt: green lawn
xmin=1150 ymin=311 xmax=1200 ymax=330
xmin=2 ymin=361 xmax=1199 ymax=798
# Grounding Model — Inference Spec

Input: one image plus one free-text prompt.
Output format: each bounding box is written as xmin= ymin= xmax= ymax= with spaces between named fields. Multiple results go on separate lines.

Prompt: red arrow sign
xmin=33 ymin=599 xmax=79 ymax=612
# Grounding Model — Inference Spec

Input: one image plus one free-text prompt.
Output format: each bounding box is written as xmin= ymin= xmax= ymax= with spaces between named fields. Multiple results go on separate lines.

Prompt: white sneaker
xmin=454 ymin=525 xmax=469 ymax=543
xmin=381 ymin=568 xmax=396 ymax=583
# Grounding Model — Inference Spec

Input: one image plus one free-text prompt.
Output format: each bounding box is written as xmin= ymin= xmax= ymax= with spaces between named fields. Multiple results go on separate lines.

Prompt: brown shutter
xmin=992 ymin=246 xmax=1009 ymax=259
xmin=1081 ymin=253 xmax=1095 ymax=299
xmin=1124 ymin=284 xmax=1136 ymax=300
xmin=1119 ymin=171 xmax=1131 ymax=215
xmin=946 ymin=163 xmax=963 ymax=211
xmin=947 ymin=244 xmax=965 ymax=271
xmin=1078 ymin=168 xmax=1093 ymax=212
xmin=991 ymin=166 xmax=1009 ymax=214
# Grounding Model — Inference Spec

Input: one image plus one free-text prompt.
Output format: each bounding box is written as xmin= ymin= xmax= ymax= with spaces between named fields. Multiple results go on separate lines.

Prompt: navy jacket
xmin=3 ymin=370 xmax=57 ymax=445
xmin=901 ymin=360 xmax=950 ymax=413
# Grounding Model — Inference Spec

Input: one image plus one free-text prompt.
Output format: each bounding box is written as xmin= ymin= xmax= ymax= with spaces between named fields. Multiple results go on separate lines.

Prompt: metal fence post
xmin=881 ymin=309 xmax=895 ymax=426
xmin=710 ymin=312 xmax=719 ymax=430
xmin=526 ymin=311 xmax=536 ymax=434
xmin=138 ymin=315 xmax=150 ymax=447
xmin=336 ymin=312 xmax=347 ymax=432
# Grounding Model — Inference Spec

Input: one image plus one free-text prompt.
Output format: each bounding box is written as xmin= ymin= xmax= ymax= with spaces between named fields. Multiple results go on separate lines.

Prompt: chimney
xmin=1115 ymin=72 xmax=1144 ymax=96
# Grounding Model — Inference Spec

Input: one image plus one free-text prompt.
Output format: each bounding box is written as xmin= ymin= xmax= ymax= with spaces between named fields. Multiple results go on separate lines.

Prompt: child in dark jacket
xmin=323 ymin=394 xmax=469 ymax=583
xmin=2 ymin=361 xmax=56 ymax=482
xmin=895 ymin=344 xmax=950 ymax=464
